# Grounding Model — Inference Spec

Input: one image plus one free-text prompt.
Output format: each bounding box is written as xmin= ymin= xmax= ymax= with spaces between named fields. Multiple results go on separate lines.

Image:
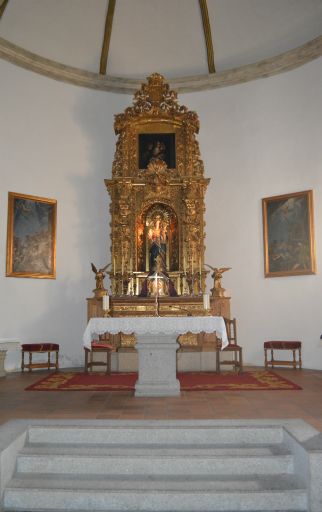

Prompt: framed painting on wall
xmin=6 ymin=192 xmax=57 ymax=279
xmin=262 ymin=190 xmax=316 ymax=277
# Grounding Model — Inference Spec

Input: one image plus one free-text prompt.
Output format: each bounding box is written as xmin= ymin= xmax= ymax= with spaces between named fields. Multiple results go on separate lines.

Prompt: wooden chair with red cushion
xmin=218 ymin=318 xmax=243 ymax=373
xmin=84 ymin=334 xmax=113 ymax=374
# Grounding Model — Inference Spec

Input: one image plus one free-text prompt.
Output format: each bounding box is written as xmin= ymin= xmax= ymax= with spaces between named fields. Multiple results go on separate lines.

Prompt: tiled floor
xmin=1 ymin=367 xmax=322 ymax=431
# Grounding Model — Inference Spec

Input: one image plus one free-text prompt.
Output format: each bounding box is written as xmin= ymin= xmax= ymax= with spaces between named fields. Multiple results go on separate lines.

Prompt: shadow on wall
xmin=5 ymin=278 xmax=89 ymax=371
xmin=67 ymin=88 xmax=130 ymax=292
xmin=4 ymin=88 xmax=130 ymax=372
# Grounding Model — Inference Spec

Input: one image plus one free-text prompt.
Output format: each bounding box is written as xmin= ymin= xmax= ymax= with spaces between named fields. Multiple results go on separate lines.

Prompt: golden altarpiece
xmin=87 ymin=74 xmax=230 ymax=353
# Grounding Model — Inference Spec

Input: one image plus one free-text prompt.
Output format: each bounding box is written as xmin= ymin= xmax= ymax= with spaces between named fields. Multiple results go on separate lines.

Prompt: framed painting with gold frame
xmin=262 ymin=190 xmax=316 ymax=277
xmin=6 ymin=192 xmax=57 ymax=279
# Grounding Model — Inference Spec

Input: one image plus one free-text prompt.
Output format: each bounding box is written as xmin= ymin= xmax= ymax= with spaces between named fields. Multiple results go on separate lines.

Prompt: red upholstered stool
xmin=21 ymin=343 xmax=59 ymax=372
xmin=264 ymin=341 xmax=302 ymax=369
xmin=84 ymin=341 xmax=113 ymax=374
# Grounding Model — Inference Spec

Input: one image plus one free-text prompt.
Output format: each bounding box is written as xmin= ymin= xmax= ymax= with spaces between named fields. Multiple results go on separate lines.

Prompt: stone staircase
xmin=1 ymin=420 xmax=321 ymax=511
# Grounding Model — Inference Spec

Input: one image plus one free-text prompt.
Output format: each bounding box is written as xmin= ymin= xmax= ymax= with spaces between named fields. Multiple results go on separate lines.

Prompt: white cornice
xmin=0 ymin=35 xmax=321 ymax=94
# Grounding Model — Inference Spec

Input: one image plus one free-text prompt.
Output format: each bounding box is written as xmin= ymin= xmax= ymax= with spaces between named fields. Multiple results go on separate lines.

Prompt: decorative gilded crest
xmin=114 ymin=73 xmax=199 ymax=133
xmin=145 ymin=159 xmax=170 ymax=193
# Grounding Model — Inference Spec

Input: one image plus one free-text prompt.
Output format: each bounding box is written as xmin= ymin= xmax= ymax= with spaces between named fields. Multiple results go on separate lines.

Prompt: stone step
xmin=3 ymin=420 xmax=316 ymax=512
xmin=4 ymin=474 xmax=307 ymax=511
xmin=16 ymin=451 xmax=294 ymax=476
xmin=5 ymin=472 xmax=304 ymax=490
xmin=27 ymin=425 xmax=284 ymax=446
xmin=22 ymin=442 xmax=290 ymax=457
xmin=4 ymin=510 xmax=307 ymax=512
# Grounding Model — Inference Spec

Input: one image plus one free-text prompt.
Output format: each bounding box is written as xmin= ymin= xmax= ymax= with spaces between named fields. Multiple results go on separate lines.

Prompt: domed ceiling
xmin=0 ymin=0 xmax=321 ymax=93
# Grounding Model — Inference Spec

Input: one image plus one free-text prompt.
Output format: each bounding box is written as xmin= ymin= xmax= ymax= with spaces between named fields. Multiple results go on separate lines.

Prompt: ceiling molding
xmin=0 ymin=35 xmax=321 ymax=94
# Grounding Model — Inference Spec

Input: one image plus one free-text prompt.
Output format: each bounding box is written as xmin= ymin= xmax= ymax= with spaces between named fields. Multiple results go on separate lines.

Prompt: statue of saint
xmin=147 ymin=213 xmax=168 ymax=271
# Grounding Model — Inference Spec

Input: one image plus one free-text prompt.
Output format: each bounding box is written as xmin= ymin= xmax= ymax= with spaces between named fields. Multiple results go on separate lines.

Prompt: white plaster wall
xmin=0 ymin=58 xmax=321 ymax=371
xmin=184 ymin=60 xmax=322 ymax=369
xmin=0 ymin=60 xmax=129 ymax=369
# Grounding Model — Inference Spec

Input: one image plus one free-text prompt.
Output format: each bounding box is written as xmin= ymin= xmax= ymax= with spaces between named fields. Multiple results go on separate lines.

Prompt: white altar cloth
xmin=83 ymin=316 xmax=228 ymax=350
xmin=83 ymin=317 xmax=228 ymax=397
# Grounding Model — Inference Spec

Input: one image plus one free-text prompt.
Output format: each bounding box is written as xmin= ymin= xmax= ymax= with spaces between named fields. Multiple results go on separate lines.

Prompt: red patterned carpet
xmin=25 ymin=370 xmax=301 ymax=392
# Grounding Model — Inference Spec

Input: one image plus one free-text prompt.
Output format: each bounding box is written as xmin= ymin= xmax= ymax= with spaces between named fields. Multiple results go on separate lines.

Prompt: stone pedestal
xmin=0 ymin=340 xmax=21 ymax=375
xmin=0 ymin=350 xmax=7 ymax=377
xmin=134 ymin=335 xmax=180 ymax=397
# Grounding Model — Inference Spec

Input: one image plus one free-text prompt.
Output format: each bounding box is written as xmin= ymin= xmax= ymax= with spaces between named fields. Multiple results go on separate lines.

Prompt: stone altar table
xmin=83 ymin=316 xmax=228 ymax=396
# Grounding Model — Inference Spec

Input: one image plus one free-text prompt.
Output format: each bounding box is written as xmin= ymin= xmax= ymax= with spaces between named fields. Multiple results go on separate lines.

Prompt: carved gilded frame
xmin=105 ymin=74 xmax=209 ymax=294
xmin=6 ymin=192 xmax=57 ymax=279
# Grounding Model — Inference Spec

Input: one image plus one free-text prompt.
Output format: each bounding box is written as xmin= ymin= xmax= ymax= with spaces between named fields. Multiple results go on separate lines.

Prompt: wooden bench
xmin=21 ymin=343 xmax=59 ymax=372
xmin=264 ymin=341 xmax=302 ymax=369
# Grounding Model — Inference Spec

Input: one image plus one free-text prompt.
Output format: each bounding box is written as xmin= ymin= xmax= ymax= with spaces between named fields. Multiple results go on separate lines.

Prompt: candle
xmin=121 ymin=256 xmax=124 ymax=275
xmin=183 ymin=256 xmax=186 ymax=274
xmin=102 ymin=294 xmax=109 ymax=311
xmin=130 ymin=257 xmax=133 ymax=273
xmin=199 ymin=257 xmax=202 ymax=275
xmin=113 ymin=257 xmax=116 ymax=276
xmin=203 ymin=293 xmax=209 ymax=310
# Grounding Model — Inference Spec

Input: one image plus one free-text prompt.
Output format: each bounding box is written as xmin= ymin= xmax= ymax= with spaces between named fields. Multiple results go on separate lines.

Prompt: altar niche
xmin=138 ymin=203 xmax=178 ymax=273
xmin=89 ymin=73 xmax=231 ymax=353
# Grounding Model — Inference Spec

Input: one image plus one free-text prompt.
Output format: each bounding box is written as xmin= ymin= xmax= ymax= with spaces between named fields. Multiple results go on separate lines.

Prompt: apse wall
xmin=1 ymin=58 xmax=321 ymax=371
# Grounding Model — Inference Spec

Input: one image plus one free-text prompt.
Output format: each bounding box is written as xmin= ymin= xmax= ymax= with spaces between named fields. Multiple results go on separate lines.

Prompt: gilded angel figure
xmin=91 ymin=262 xmax=111 ymax=292
xmin=205 ymin=265 xmax=231 ymax=297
